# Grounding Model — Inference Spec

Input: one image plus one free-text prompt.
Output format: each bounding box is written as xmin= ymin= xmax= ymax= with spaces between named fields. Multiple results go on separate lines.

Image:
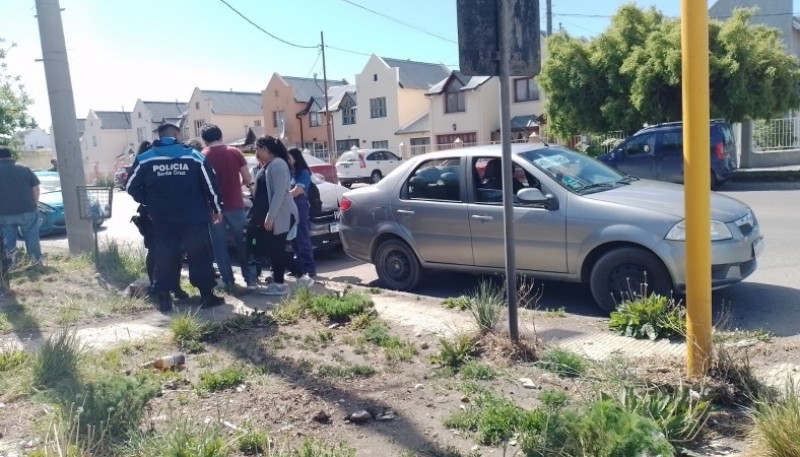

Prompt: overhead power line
xmin=339 ymin=0 xmax=458 ymax=44
xmin=217 ymin=0 xmax=318 ymax=49
xmin=554 ymin=11 xmax=800 ymax=20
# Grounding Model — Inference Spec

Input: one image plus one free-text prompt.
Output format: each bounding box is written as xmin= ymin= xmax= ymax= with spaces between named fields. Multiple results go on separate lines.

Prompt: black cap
xmin=156 ymin=122 xmax=180 ymax=135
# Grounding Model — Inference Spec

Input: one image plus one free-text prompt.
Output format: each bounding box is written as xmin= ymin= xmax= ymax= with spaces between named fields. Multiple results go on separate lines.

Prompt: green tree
xmin=538 ymin=5 xmax=800 ymax=139
xmin=0 ymin=37 xmax=34 ymax=150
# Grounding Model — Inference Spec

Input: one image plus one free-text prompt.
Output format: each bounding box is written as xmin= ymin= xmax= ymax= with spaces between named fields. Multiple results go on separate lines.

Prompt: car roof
xmin=636 ymin=119 xmax=730 ymax=134
xmin=409 ymin=142 xmax=551 ymax=161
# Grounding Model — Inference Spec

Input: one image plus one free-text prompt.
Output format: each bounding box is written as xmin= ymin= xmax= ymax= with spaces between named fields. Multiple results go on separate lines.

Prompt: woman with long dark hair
xmin=244 ymin=136 xmax=299 ymax=296
xmin=286 ymin=148 xmax=316 ymax=282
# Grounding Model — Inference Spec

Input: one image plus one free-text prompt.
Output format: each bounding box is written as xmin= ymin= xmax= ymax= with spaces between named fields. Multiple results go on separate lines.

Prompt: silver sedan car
xmin=338 ymin=144 xmax=763 ymax=313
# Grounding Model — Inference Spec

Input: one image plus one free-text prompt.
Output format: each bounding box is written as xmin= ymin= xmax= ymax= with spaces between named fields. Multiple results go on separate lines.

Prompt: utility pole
xmin=546 ymin=0 xmax=552 ymax=36
xmin=35 ymin=0 xmax=93 ymax=255
xmin=320 ymin=32 xmax=335 ymax=164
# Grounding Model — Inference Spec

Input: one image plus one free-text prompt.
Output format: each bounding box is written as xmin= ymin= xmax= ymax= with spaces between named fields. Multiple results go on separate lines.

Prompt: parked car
xmin=338 ymin=143 xmax=762 ymax=313
xmin=114 ymin=166 xmax=129 ymax=190
xmin=241 ymin=157 xmax=345 ymax=250
xmin=303 ymin=153 xmax=338 ymax=184
xmin=35 ymin=171 xmax=108 ymax=236
xmin=335 ymin=149 xmax=402 ymax=187
xmin=598 ymin=120 xmax=738 ymax=188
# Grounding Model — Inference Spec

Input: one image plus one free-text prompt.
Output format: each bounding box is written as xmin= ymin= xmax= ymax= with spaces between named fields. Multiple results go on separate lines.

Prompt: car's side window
xmin=660 ymin=131 xmax=682 ymax=155
xmin=623 ymin=133 xmax=656 ymax=156
xmin=403 ymin=158 xmax=462 ymax=202
xmin=473 ymin=157 xmax=540 ymax=204
xmin=386 ymin=151 xmax=400 ymax=161
xmin=367 ymin=152 xmax=380 ymax=161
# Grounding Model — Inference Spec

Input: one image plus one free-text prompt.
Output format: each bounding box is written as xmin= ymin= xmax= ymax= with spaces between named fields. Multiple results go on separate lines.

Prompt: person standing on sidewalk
xmin=286 ymin=148 xmax=316 ymax=281
xmin=0 ymin=146 xmax=42 ymax=264
xmin=126 ymin=123 xmax=224 ymax=311
xmin=200 ymin=124 xmax=253 ymax=290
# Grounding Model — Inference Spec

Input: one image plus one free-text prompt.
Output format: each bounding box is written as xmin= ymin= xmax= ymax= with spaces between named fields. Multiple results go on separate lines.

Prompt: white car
xmin=335 ymin=149 xmax=402 ymax=187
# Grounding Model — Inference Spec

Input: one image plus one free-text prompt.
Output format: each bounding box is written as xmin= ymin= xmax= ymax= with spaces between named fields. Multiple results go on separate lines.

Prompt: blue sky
xmin=1 ymin=1 xmax=715 ymax=128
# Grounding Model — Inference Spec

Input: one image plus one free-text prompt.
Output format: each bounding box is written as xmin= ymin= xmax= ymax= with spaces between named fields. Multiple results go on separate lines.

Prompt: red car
xmin=303 ymin=153 xmax=338 ymax=184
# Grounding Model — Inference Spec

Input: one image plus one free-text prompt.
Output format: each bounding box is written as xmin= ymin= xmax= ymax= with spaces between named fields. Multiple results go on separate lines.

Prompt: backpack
xmin=307 ymin=181 xmax=323 ymax=217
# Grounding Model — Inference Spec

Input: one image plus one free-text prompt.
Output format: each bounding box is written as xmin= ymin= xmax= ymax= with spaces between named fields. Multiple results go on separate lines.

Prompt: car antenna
xmin=530 ymin=132 xmax=549 ymax=147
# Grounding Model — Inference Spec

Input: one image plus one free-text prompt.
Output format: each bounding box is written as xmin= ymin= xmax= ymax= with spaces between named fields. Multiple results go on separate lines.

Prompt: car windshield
xmin=518 ymin=146 xmax=625 ymax=194
xmin=38 ymin=175 xmax=62 ymax=193
xmin=338 ymin=152 xmax=359 ymax=162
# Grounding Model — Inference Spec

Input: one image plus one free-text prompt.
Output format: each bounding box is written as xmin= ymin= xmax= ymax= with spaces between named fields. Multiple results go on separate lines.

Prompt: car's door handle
xmin=471 ymin=215 xmax=494 ymax=222
xmin=396 ymin=209 xmax=415 ymax=215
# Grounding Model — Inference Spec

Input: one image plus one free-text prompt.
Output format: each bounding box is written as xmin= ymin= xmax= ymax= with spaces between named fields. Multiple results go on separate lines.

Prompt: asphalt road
xmin=42 ymin=182 xmax=800 ymax=337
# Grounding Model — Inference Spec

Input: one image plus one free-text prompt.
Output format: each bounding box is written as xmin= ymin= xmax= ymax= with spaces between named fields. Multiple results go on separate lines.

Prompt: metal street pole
xmin=681 ymin=0 xmax=712 ymax=377
xmin=35 ymin=0 xmax=93 ymax=255
xmin=320 ymin=31 xmax=335 ymax=164
xmin=546 ymin=0 xmax=553 ymax=36
xmin=498 ymin=0 xmax=519 ymax=341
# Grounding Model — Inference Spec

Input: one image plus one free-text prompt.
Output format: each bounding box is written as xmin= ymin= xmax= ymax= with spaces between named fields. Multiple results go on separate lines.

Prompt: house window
xmin=194 ymin=119 xmax=205 ymax=137
xmin=373 ymin=74 xmax=378 ymax=82
xmin=342 ymin=107 xmax=356 ymax=125
xmin=137 ymin=112 xmax=142 ymax=119
xmin=92 ymin=135 xmax=97 ymax=147
xmin=409 ymin=137 xmax=431 ymax=156
xmin=370 ymin=97 xmax=387 ymax=118
xmin=274 ymin=90 xmax=279 ymax=97
xmin=436 ymin=132 xmax=477 ymax=147
xmin=253 ymin=119 xmax=262 ymax=127
xmin=336 ymin=138 xmax=359 ymax=153
xmin=137 ymin=127 xmax=145 ymax=143
xmin=445 ymin=91 xmax=466 ymax=113
xmin=272 ymin=110 xmax=284 ymax=128
xmin=195 ymin=102 xmax=200 ymax=110
xmin=309 ymin=112 xmax=322 ymax=127
xmin=514 ymin=78 xmax=540 ymax=102
xmin=372 ymin=140 xmax=389 ymax=149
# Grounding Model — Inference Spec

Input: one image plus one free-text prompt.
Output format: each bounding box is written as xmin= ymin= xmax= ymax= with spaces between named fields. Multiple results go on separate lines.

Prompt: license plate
xmin=753 ymin=237 xmax=764 ymax=258
xmin=341 ymin=163 xmax=351 ymax=168
xmin=329 ymin=222 xmax=340 ymax=233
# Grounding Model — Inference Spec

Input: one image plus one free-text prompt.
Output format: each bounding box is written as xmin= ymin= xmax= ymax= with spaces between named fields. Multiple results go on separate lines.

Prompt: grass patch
xmin=0 ymin=348 xmax=28 ymax=371
xmin=198 ymin=366 xmax=246 ymax=392
xmin=750 ymin=380 xmax=800 ymax=457
xmin=433 ymin=332 xmax=478 ymax=368
xmin=309 ymin=292 xmax=372 ymax=322
xmin=123 ymin=418 xmax=229 ymax=457
xmin=459 ymin=360 xmax=496 ymax=380
xmin=318 ymin=363 xmax=376 ymax=378
xmin=347 ymin=310 xmax=377 ymax=329
xmin=31 ymin=327 xmax=83 ymax=389
xmin=271 ymin=300 xmax=306 ymax=325
xmin=237 ymin=428 xmax=270 ymax=455
xmin=616 ymin=386 xmax=710 ymax=447
xmin=542 ymin=306 xmax=566 ymax=318
xmin=713 ymin=328 xmax=772 ymax=344
xmin=609 ymin=292 xmax=685 ymax=340
xmin=170 ymin=311 xmax=213 ymax=353
xmin=468 ymin=280 xmax=505 ymax=333
xmin=537 ymin=347 xmax=589 ymax=378
xmin=538 ymin=389 xmax=570 ymax=409
xmin=442 ymin=295 xmax=470 ymax=311
xmin=94 ymin=239 xmax=146 ymax=286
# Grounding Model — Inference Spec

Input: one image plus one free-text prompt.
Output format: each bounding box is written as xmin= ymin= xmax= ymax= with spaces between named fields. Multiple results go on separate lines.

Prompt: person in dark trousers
xmin=286 ymin=148 xmax=316 ymax=283
xmin=129 ymin=140 xmax=189 ymax=301
xmin=242 ymin=136 xmax=298 ymax=296
xmin=200 ymin=123 xmax=253 ymax=289
xmin=126 ymin=123 xmax=224 ymax=311
xmin=0 ymin=146 xmax=42 ymax=264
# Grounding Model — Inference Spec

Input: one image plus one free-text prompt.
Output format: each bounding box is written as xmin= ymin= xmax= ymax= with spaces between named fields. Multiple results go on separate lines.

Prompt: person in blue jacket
xmin=126 ymin=122 xmax=224 ymax=312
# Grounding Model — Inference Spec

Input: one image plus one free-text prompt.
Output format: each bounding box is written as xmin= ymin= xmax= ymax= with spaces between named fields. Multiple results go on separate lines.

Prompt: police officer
xmin=126 ymin=122 xmax=224 ymax=311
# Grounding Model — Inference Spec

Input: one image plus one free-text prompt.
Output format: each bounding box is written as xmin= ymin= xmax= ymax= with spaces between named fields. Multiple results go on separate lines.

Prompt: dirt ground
xmin=3 ymin=257 xmax=800 ymax=456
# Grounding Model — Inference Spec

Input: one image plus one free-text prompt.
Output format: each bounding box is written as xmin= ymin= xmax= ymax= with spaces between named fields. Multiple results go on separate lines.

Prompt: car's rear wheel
xmin=589 ymin=247 xmax=672 ymax=314
xmin=374 ymin=239 xmax=421 ymax=291
xmin=371 ymin=170 xmax=383 ymax=184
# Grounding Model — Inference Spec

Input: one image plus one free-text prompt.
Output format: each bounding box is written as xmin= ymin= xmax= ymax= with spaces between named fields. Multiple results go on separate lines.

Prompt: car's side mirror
xmin=517 ymin=188 xmax=558 ymax=210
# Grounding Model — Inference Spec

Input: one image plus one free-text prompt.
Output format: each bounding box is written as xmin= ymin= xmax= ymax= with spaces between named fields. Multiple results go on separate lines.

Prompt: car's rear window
xmin=338 ymin=152 xmax=359 ymax=162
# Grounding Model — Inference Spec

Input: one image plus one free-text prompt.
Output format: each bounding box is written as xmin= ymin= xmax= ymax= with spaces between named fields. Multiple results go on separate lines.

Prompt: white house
xmin=80 ymin=110 xmax=134 ymax=180
xmin=15 ymin=126 xmax=51 ymax=151
xmin=131 ymin=99 xmax=187 ymax=144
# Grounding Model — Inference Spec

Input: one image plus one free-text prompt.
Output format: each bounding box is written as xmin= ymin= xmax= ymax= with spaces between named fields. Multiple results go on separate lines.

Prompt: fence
xmin=752 ymin=117 xmax=800 ymax=152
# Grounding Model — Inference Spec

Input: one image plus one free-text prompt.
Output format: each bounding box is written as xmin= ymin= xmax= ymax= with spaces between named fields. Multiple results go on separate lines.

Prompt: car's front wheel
xmin=589 ymin=247 xmax=672 ymax=314
xmin=374 ymin=238 xmax=421 ymax=291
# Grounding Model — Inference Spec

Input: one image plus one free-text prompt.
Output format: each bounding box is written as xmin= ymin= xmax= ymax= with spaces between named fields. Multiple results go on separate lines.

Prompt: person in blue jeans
xmin=286 ymin=148 xmax=316 ymax=280
xmin=0 ymin=146 xmax=42 ymax=264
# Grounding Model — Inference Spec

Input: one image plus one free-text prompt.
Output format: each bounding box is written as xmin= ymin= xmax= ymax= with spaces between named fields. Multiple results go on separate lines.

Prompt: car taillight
xmin=340 ymin=197 xmax=352 ymax=211
xmin=715 ymin=142 xmax=724 ymax=160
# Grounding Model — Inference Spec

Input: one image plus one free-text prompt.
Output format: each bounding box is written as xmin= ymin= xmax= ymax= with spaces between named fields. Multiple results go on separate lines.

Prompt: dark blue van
xmin=598 ymin=120 xmax=738 ymax=188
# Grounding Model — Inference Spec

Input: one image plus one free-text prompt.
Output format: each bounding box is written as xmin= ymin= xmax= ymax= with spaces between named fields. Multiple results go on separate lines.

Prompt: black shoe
xmin=173 ymin=289 xmax=190 ymax=300
xmin=155 ymin=292 xmax=172 ymax=312
xmin=199 ymin=293 xmax=225 ymax=309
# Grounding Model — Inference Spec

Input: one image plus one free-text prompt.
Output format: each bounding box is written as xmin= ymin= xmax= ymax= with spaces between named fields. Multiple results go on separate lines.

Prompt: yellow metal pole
xmin=681 ymin=0 xmax=713 ymax=377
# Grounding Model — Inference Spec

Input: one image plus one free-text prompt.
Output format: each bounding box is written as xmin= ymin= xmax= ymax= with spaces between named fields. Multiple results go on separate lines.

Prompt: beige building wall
xmin=186 ymin=89 xmax=262 ymax=142
xmin=263 ymin=75 xmax=306 ymax=147
xmin=82 ymin=110 xmax=134 ymax=181
xmin=355 ymin=55 xmax=403 ymax=153
xmin=131 ymin=99 xmax=155 ymax=144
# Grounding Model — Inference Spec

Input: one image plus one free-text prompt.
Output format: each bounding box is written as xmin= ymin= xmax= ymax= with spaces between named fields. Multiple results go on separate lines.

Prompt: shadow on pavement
xmin=713 ymin=281 xmax=800 ymax=338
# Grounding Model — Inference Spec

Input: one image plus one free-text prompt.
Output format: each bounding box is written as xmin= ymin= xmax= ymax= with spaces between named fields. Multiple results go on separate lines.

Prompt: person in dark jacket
xmin=126 ymin=123 xmax=224 ymax=311
xmin=286 ymin=148 xmax=315 ymax=281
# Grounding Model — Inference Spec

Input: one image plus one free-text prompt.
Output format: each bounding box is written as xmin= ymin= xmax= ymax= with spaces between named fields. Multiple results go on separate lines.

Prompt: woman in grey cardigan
xmin=254 ymin=136 xmax=298 ymax=296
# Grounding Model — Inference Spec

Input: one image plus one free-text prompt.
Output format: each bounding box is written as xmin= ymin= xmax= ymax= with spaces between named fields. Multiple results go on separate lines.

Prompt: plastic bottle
xmin=141 ymin=353 xmax=186 ymax=371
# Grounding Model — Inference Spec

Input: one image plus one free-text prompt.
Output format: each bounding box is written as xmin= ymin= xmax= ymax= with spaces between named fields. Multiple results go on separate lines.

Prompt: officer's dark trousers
xmin=151 ymin=220 xmax=216 ymax=295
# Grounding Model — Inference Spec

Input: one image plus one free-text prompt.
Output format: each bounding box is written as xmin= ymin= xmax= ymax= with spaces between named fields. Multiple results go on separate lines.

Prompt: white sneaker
xmin=260 ymin=283 xmax=289 ymax=296
xmin=246 ymin=281 xmax=259 ymax=291
xmin=297 ymin=274 xmax=315 ymax=289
